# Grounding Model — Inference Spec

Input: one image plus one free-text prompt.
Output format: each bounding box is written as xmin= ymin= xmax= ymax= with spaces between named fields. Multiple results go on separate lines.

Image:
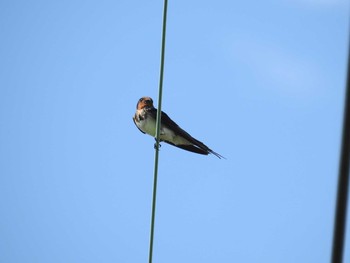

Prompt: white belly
xmin=138 ymin=117 xmax=157 ymax=137
xmin=137 ymin=118 xmax=190 ymax=145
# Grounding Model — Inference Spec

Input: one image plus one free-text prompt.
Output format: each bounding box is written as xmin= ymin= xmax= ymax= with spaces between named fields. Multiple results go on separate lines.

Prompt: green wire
xmin=149 ymin=0 xmax=168 ymax=262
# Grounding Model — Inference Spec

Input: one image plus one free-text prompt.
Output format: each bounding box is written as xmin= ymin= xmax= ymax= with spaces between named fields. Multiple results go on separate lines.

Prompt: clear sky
xmin=0 ymin=0 xmax=349 ymax=262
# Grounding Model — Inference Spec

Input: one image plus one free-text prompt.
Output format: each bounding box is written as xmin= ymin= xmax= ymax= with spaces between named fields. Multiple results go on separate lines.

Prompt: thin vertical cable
xmin=149 ymin=0 xmax=168 ymax=263
xmin=331 ymin=38 xmax=350 ymax=263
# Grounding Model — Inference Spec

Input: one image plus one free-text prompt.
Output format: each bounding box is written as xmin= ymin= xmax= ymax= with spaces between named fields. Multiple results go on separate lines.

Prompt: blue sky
xmin=0 ymin=0 xmax=349 ymax=262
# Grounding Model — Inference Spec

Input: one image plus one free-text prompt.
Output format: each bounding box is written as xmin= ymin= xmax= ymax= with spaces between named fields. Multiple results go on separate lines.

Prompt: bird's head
xmin=136 ymin=97 xmax=154 ymax=110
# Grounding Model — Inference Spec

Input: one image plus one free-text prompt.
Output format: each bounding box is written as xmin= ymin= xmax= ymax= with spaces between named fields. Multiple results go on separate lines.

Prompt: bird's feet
xmin=154 ymin=138 xmax=161 ymax=150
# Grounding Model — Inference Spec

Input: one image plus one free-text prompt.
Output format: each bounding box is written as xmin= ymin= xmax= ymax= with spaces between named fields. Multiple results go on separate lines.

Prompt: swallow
xmin=133 ymin=96 xmax=224 ymax=159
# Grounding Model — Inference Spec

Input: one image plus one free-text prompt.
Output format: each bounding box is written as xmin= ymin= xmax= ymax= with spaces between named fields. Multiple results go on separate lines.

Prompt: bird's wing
xmin=147 ymin=108 xmax=195 ymax=143
xmin=164 ymin=141 xmax=208 ymax=155
xmin=147 ymin=108 xmax=224 ymax=159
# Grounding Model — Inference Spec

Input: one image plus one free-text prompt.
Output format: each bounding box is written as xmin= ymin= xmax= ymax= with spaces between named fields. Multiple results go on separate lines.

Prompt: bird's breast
xmin=136 ymin=115 xmax=176 ymax=142
xmin=137 ymin=115 xmax=156 ymax=137
xmin=135 ymin=110 xmax=190 ymax=145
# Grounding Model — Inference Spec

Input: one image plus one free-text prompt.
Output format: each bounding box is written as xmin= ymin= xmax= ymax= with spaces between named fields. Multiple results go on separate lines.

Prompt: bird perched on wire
xmin=133 ymin=96 xmax=224 ymax=159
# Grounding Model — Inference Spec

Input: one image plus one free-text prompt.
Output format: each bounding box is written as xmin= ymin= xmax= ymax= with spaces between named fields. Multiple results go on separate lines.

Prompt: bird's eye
xmin=139 ymin=98 xmax=144 ymax=102
xmin=145 ymin=98 xmax=152 ymax=104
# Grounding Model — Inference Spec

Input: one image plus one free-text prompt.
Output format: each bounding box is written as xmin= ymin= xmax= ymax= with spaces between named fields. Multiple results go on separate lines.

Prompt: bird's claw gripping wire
xmin=154 ymin=138 xmax=161 ymax=150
